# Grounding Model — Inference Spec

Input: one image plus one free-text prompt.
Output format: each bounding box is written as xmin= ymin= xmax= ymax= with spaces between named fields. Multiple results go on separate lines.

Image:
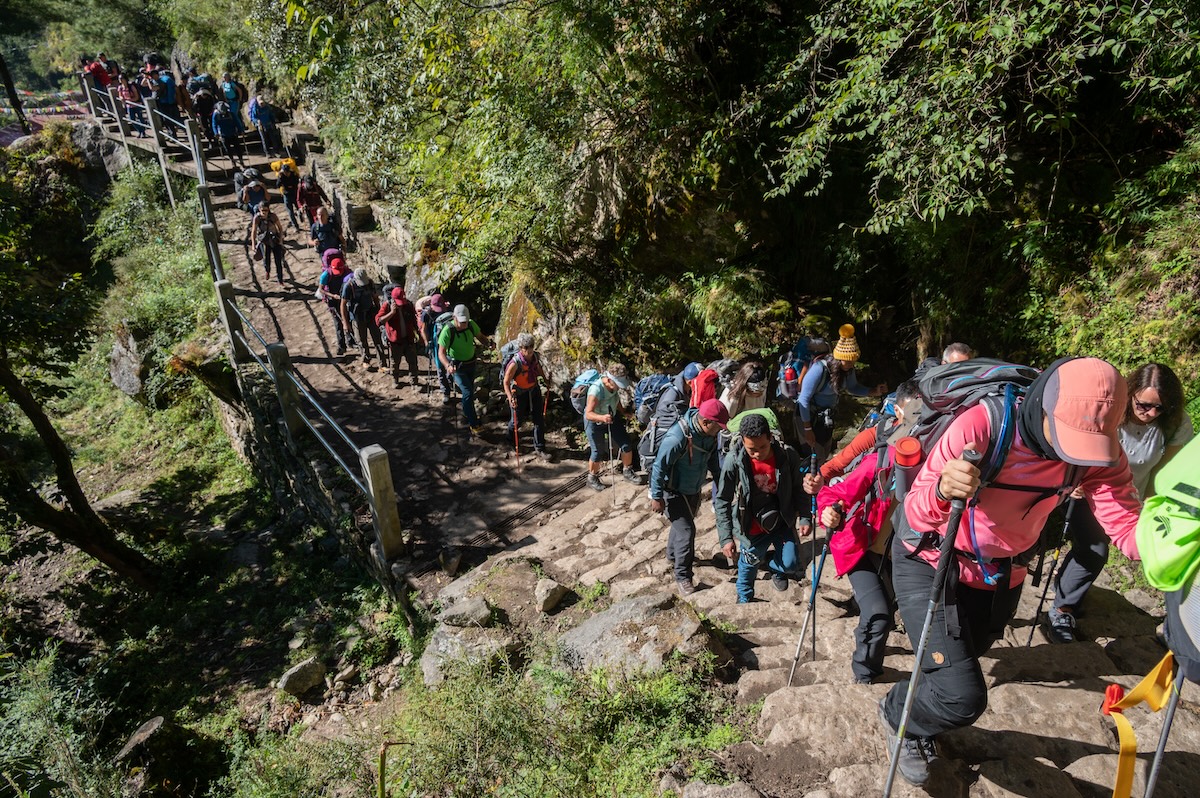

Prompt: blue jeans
xmin=451 ymin=360 xmax=478 ymax=426
xmin=736 ymin=530 xmax=798 ymax=602
xmin=585 ymin=418 xmax=631 ymax=462
xmin=429 ymin=342 xmax=451 ymax=397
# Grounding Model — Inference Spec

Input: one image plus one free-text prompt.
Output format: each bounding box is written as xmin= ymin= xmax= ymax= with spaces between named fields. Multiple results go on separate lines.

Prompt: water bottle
xmin=781 ymin=366 xmax=799 ymax=399
xmin=892 ymin=436 xmax=923 ymax=503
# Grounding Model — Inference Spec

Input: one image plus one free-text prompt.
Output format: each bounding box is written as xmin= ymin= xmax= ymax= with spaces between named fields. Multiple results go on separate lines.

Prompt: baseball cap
xmin=1044 ymin=357 xmax=1126 ymax=467
xmin=453 ymin=304 xmax=469 ymax=323
xmin=391 ymin=286 xmax=405 ymax=301
xmin=329 ymin=257 xmax=346 ymax=273
xmin=352 ymin=268 xmax=367 ymax=287
xmin=682 ymin=362 xmax=703 ymax=381
xmin=698 ymin=399 xmax=730 ymax=430
xmin=430 ymin=293 xmax=449 ymax=312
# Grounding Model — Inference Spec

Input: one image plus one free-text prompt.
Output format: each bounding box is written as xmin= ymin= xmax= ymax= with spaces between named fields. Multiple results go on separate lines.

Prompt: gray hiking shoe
xmin=623 ymin=468 xmax=647 ymax=485
xmin=771 ymin=573 xmax=789 ymax=592
xmin=677 ymin=578 xmax=697 ymax=597
xmin=587 ymin=474 xmax=607 ymax=492
xmin=1048 ymin=607 xmax=1076 ymax=643
xmin=878 ymin=699 xmax=937 ymax=786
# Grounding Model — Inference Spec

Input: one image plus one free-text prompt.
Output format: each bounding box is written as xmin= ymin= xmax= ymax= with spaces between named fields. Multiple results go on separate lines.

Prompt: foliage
xmin=0 ymin=647 xmax=123 ymax=798
xmin=770 ymin=0 xmax=1200 ymax=233
xmin=385 ymin=655 xmax=743 ymax=797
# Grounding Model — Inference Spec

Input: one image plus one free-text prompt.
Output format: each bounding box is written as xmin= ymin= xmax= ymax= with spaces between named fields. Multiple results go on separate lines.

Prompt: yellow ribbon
xmin=1106 ymin=652 xmax=1176 ymax=798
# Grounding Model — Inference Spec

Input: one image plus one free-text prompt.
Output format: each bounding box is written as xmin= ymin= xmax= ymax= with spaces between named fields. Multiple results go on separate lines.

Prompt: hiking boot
xmin=442 ymin=395 xmax=455 ymax=406
xmin=878 ymin=699 xmax=936 ymax=786
xmin=1048 ymin=607 xmax=1076 ymax=643
xmin=623 ymin=469 xmax=647 ymax=485
xmin=677 ymin=578 xmax=697 ymax=597
xmin=336 ymin=346 xmax=346 ymax=356
xmin=393 ymin=378 xmax=402 ymax=389
xmin=532 ymin=449 xmax=554 ymax=462
xmin=771 ymin=573 xmax=789 ymax=592
xmin=587 ymin=473 xmax=607 ymax=492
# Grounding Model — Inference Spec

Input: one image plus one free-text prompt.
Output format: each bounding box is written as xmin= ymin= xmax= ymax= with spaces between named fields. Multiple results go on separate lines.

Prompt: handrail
xmin=293 ymin=377 xmax=362 ymax=455
xmin=229 ymin=303 xmax=270 ymax=351
xmin=149 ymin=105 xmax=189 ymax=148
xmin=233 ymin=331 xmax=274 ymax=380
xmin=292 ymin=386 xmax=370 ymax=496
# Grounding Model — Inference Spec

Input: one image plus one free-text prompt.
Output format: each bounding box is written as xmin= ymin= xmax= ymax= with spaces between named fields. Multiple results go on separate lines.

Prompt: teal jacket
xmin=648 ymin=409 xmax=720 ymax=500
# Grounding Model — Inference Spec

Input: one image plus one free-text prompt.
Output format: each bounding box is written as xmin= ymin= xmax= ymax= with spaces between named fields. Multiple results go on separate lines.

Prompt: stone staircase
xmin=441 ymin=470 xmax=1198 ymax=797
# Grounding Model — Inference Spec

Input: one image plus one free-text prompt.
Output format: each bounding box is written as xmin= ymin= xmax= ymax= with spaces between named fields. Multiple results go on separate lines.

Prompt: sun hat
xmin=1044 ymin=357 xmax=1126 ymax=467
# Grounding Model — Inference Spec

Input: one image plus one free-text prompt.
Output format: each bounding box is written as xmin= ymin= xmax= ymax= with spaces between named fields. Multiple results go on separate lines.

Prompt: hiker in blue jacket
xmin=797 ymin=324 xmax=886 ymax=456
xmin=649 ymin=399 xmax=728 ymax=596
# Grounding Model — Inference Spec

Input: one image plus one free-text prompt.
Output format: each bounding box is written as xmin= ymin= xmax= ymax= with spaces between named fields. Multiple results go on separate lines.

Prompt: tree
xmin=0 ymin=129 xmax=157 ymax=590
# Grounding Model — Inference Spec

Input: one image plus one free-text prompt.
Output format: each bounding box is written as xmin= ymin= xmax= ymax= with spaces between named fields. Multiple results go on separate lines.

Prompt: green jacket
xmin=713 ymin=439 xmax=807 ymax=548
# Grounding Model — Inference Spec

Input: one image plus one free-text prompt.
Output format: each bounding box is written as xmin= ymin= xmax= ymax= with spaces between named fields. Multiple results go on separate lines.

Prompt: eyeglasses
xmin=1133 ymin=399 xmax=1165 ymax=414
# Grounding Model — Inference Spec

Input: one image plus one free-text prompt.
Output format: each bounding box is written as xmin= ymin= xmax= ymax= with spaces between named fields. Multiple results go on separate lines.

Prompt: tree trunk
xmin=0 ymin=361 xmax=157 ymax=590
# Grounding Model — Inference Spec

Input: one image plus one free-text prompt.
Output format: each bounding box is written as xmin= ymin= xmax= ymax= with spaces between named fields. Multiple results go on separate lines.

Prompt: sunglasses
xmin=1133 ymin=399 xmax=1165 ymax=414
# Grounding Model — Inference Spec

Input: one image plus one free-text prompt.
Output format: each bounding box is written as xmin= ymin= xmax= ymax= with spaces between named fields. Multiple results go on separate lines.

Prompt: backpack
xmin=1137 ymin=434 xmax=1200 ymax=593
xmin=856 ymin=391 xmax=899 ymax=433
xmin=706 ymin=359 xmax=740 ymax=389
xmin=689 ymin=369 xmax=721 ymax=408
xmin=634 ymin=374 xmax=672 ymax=417
xmin=499 ymin=341 xmax=543 ymax=388
xmin=345 ymin=279 xmax=377 ymax=318
xmin=570 ymin=369 xmax=603 ymax=415
xmin=777 ymin=336 xmax=831 ymax=398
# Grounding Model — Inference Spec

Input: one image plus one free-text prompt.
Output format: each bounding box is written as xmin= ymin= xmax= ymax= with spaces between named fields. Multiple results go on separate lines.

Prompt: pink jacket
xmin=818 ymin=450 xmax=894 ymax=577
xmin=903 ymin=403 xmax=1140 ymax=589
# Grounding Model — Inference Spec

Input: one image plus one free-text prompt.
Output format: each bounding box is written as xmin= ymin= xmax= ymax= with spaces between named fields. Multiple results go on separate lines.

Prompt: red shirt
xmin=85 ymin=62 xmax=111 ymax=89
xmin=748 ymin=453 xmax=778 ymax=536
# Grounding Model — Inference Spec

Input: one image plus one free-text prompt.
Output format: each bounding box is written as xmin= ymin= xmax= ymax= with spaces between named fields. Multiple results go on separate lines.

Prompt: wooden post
xmin=215 ymin=280 xmax=249 ymax=364
xmin=186 ymin=118 xmax=208 ymax=186
xmin=360 ymin=445 xmax=405 ymax=560
xmin=143 ymin=97 xmax=176 ymax=208
xmin=108 ymin=87 xmax=132 ymax=166
xmin=197 ymin=185 xmax=215 ymax=227
xmin=267 ymin=343 xmax=304 ymax=442
xmin=201 ymin=223 xmax=225 ymax=281
xmin=79 ymin=74 xmax=98 ymax=117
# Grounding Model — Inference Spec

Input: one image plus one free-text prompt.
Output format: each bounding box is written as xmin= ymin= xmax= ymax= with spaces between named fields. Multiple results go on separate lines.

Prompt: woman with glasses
xmin=1047 ymin=362 xmax=1194 ymax=642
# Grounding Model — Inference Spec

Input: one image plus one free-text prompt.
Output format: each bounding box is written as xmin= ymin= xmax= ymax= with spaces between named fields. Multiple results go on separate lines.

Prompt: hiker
xmin=81 ymin=55 xmax=110 ymax=91
xmin=211 ymin=101 xmax=245 ymax=169
xmin=219 ymin=72 xmax=247 ymax=132
xmin=418 ymin=293 xmax=453 ymax=403
xmin=714 ymin=413 xmax=820 ymax=603
xmin=376 ymin=287 xmax=421 ymax=388
xmin=820 ymin=380 xmax=922 ymax=481
xmin=340 ymin=269 xmax=383 ymax=367
xmin=185 ymin=67 xmax=216 ymax=97
xmin=503 ymin=333 xmax=550 ymax=461
xmin=584 ymin=364 xmax=639 ymax=491
xmin=190 ymin=87 xmax=217 ymax=146
xmin=796 ymin=324 xmax=887 ymax=456
xmin=248 ymin=95 xmax=282 ymax=155
xmin=720 ymin=361 xmax=768 ymax=418
xmin=309 ymin=206 xmax=342 ymax=256
xmin=437 ymin=304 xmax=493 ymax=434
xmin=1047 ymin=362 xmax=1194 ymax=643
xmin=241 ymin=179 xmax=269 ymax=215
xmin=637 ymin=361 xmax=701 ymax=463
xmin=942 ymin=342 xmax=973 ymax=364
xmin=878 ymin=357 xmax=1142 ymax=787
xmin=116 ymin=75 xmax=148 ymax=138
xmin=152 ymin=68 xmax=181 ymax=127
xmin=649 ymin=398 xmax=728 ymax=595
xmin=817 ymin=380 xmax=921 ymax=683
xmin=249 ymin=202 xmax=286 ymax=284
xmin=276 ymin=163 xmax=301 ymax=230
xmin=299 ymin=176 xmax=331 ymax=226
xmin=98 ymin=52 xmax=120 ymax=82
xmin=316 ymin=257 xmax=356 ymax=356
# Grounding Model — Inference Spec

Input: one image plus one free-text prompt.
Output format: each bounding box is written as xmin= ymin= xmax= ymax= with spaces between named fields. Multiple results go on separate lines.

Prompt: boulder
xmin=970 ymin=757 xmax=1083 ymax=797
xmin=277 ymin=657 xmax=326 ymax=697
xmin=1064 ymin=753 xmax=1148 ymax=798
xmin=558 ymin=592 xmax=730 ymax=675
xmin=439 ymin=596 xmax=493 ymax=628
xmin=419 ymin=624 xmax=520 ymax=686
xmin=110 ymin=324 xmax=150 ymax=403
xmin=682 ymin=783 xmax=762 ymax=797
xmin=534 ymin=578 xmax=570 ymax=613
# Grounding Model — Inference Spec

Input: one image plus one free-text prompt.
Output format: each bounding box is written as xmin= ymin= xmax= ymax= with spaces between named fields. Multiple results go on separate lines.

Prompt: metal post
xmin=360 ymin=444 xmax=405 ymax=560
xmin=215 ymin=280 xmax=249 ymax=364
xmin=143 ymin=97 xmax=176 ymax=208
xmin=267 ymin=344 xmax=304 ymax=442
xmin=187 ymin=118 xmax=208 ymax=186
xmin=107 ymin=87 xmax=132 ymax=166
xmin=201 ymin=223 xmax=225 ymax=282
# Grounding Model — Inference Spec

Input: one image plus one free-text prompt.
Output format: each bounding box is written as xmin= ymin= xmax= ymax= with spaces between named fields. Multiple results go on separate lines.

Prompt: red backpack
xmin=689 ymin=369 xmax=720 ymax=408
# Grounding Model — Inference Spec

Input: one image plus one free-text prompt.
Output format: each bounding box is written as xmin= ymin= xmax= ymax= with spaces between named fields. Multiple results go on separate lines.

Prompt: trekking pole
xmin=788 ymin=518 xmax=832 ymax=687
xmin=1145 ymin=668 xmax=1186 ymax=798
xmin=810 ymin=452 xmax=819 ymax=661
xmin=512 ymin=403 xmax=522 ymax=477
xmin=1025 ymin=498 xmax=1076 ymax=647
xmin=608 ymin=420 xmax=616 ymax=508
xmin=883 ymin=448 xmax=983 ymax=798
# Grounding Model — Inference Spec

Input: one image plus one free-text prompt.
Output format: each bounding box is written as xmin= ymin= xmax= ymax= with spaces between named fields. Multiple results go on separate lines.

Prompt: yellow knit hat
xmin=833 ymin=323 xmax=860 ymax=362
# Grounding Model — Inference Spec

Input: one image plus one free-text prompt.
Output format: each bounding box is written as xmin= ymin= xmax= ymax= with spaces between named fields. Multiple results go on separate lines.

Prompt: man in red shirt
xmin=375 ymin=286 xmax=419 ymax=388
xmin=81 ymin=56 xmax=110 ymax=91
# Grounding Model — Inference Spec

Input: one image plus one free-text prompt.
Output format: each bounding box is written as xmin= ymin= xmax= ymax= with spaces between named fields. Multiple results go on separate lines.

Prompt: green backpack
xmin=1137 ymin=434 xmax=1200 ymax=591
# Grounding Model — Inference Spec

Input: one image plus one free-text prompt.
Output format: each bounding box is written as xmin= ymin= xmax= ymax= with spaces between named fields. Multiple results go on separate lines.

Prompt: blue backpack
xmin=777 ymin=336 xmax=830 ymax=398
xmin=569 ymin=369 xmax=602 ymax=415
xmin=634 ymin=374 xmax=672 ymax=417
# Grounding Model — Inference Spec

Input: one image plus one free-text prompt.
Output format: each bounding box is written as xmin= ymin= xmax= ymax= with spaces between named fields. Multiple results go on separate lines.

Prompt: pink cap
xmin=1044 ymin=358 xmax=1126 ymax=467
xmin=391 ymin=286 xmax=406 ymax=301
xmin=429 ymin=293 xmax=449 ymax=312
xmin=697 ymin=398 xmax=730 ymax=430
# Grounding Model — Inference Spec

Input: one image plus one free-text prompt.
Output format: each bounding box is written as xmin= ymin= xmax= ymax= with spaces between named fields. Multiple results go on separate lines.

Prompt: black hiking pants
xmin=847 ymin=552 xmax=895 ymax=683
xmin=507 ymin=387 xmax=545 ymax=452
xmin=663 ymin=491 xmax=702 ymax=583
xmin=1052 ymin=502 xmax=1107 ymax=614
xmin=880 ymin=532 xmax=1023 ymax=739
